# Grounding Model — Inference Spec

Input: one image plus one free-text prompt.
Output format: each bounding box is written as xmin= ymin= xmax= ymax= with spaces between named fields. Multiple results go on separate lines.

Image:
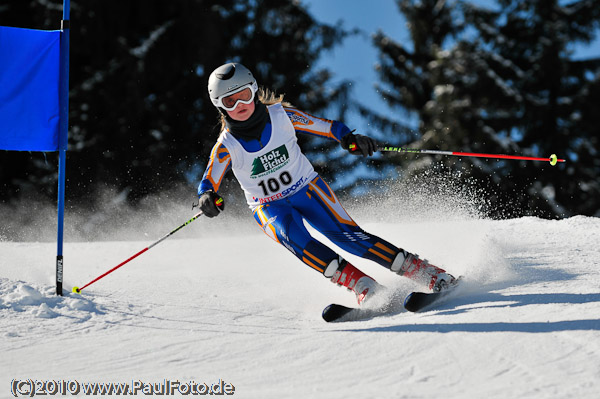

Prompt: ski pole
xmin=72 ymin=209 xmax=208 ymax=294
xmin=351 ymin=144 xmax=566 ymax=166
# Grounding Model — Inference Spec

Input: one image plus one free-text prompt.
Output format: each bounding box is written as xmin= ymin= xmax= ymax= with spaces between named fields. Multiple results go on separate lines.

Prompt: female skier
xmin=198 ymin=62 xmax=455 ymax=305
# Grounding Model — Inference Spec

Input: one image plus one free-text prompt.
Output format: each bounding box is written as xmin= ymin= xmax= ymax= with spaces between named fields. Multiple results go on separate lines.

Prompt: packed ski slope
xmin=1 ymin=196 xmax=599 ymax=398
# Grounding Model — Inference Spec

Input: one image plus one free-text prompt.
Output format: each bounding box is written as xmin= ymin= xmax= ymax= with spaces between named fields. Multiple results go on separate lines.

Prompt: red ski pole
xmin=72 ymin=207 xmax=214 ymax=294
xmin=374 ymin=145 xmax=566 ymax=165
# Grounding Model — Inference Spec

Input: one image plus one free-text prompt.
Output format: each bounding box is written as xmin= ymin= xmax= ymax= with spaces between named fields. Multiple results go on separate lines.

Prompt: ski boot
xmin=324 ymin=257 xmax=380 ymax=305
xmin=391 ymin=250 xmax=456 ymax=292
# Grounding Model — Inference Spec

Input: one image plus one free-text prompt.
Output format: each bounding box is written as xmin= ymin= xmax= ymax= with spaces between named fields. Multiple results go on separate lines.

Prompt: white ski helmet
xmin=207 ymin=62 xmax=258 ymax=110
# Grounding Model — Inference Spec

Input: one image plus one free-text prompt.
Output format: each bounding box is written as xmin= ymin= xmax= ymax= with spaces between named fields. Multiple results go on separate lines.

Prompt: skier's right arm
xmin=197 ymin=142 xmax=230 ymax=217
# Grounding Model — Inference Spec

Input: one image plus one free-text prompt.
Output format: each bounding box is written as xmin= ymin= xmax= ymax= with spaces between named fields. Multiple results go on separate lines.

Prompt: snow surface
xmin=2 ymin=205 xmax=600 ymax=398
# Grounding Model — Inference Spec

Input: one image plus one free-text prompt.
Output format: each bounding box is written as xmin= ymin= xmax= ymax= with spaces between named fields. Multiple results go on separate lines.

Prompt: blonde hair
xmin=217 ymin=87 xmax=292 ymax=130
xmin=258 ymin=87 xmax=292 ymax=106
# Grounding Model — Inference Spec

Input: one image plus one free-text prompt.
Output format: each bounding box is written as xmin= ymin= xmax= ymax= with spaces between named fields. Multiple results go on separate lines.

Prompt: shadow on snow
xmin=343 ymin=292 xmax=600 ymax=333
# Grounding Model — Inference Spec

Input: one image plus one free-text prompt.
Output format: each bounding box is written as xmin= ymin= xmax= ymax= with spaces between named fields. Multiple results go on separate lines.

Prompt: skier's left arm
xmin=284 ymin=106 xmax=376 ymax=157
xmin=197 ymin=141 xmax=230 ymax=217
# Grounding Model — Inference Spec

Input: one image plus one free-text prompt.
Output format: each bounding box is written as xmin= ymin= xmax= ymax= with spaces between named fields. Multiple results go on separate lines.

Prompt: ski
xmin=403 ymin=291 xmax=448 ymax=312
xmin=322 ymin=304 xmax=358 ymax=322
xmin=322 ymin=303 xmax=390 ymax=323
xmin=322 ymin=290 xmax=406 ymax=323
xmin=323 ymin=279 xmax=464 ymax=322
xmin=403 ymin=279 xmax=463 ymax=312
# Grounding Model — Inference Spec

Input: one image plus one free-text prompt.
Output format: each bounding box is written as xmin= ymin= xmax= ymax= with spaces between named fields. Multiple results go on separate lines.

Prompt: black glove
xmin=198 ymin=191 xmax=224 ymax=218
xmin=340 ymin=132 xmax=377 ymax=157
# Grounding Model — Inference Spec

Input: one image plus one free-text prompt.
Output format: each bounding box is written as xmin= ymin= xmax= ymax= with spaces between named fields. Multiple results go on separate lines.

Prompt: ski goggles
xmin=212 ymin=82 xmax=258 ymax=111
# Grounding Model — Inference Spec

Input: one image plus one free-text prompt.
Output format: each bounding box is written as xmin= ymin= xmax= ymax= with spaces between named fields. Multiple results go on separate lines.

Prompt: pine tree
xmin=368 ymin=0 xmax=600 ymax=217
xmin=371 ymin=0 xmax=459 ymax=141
xmin=0 ymin=0 xmax=350 ymax=208
xmin=453 ymin=0 xmax=600 ymax=216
